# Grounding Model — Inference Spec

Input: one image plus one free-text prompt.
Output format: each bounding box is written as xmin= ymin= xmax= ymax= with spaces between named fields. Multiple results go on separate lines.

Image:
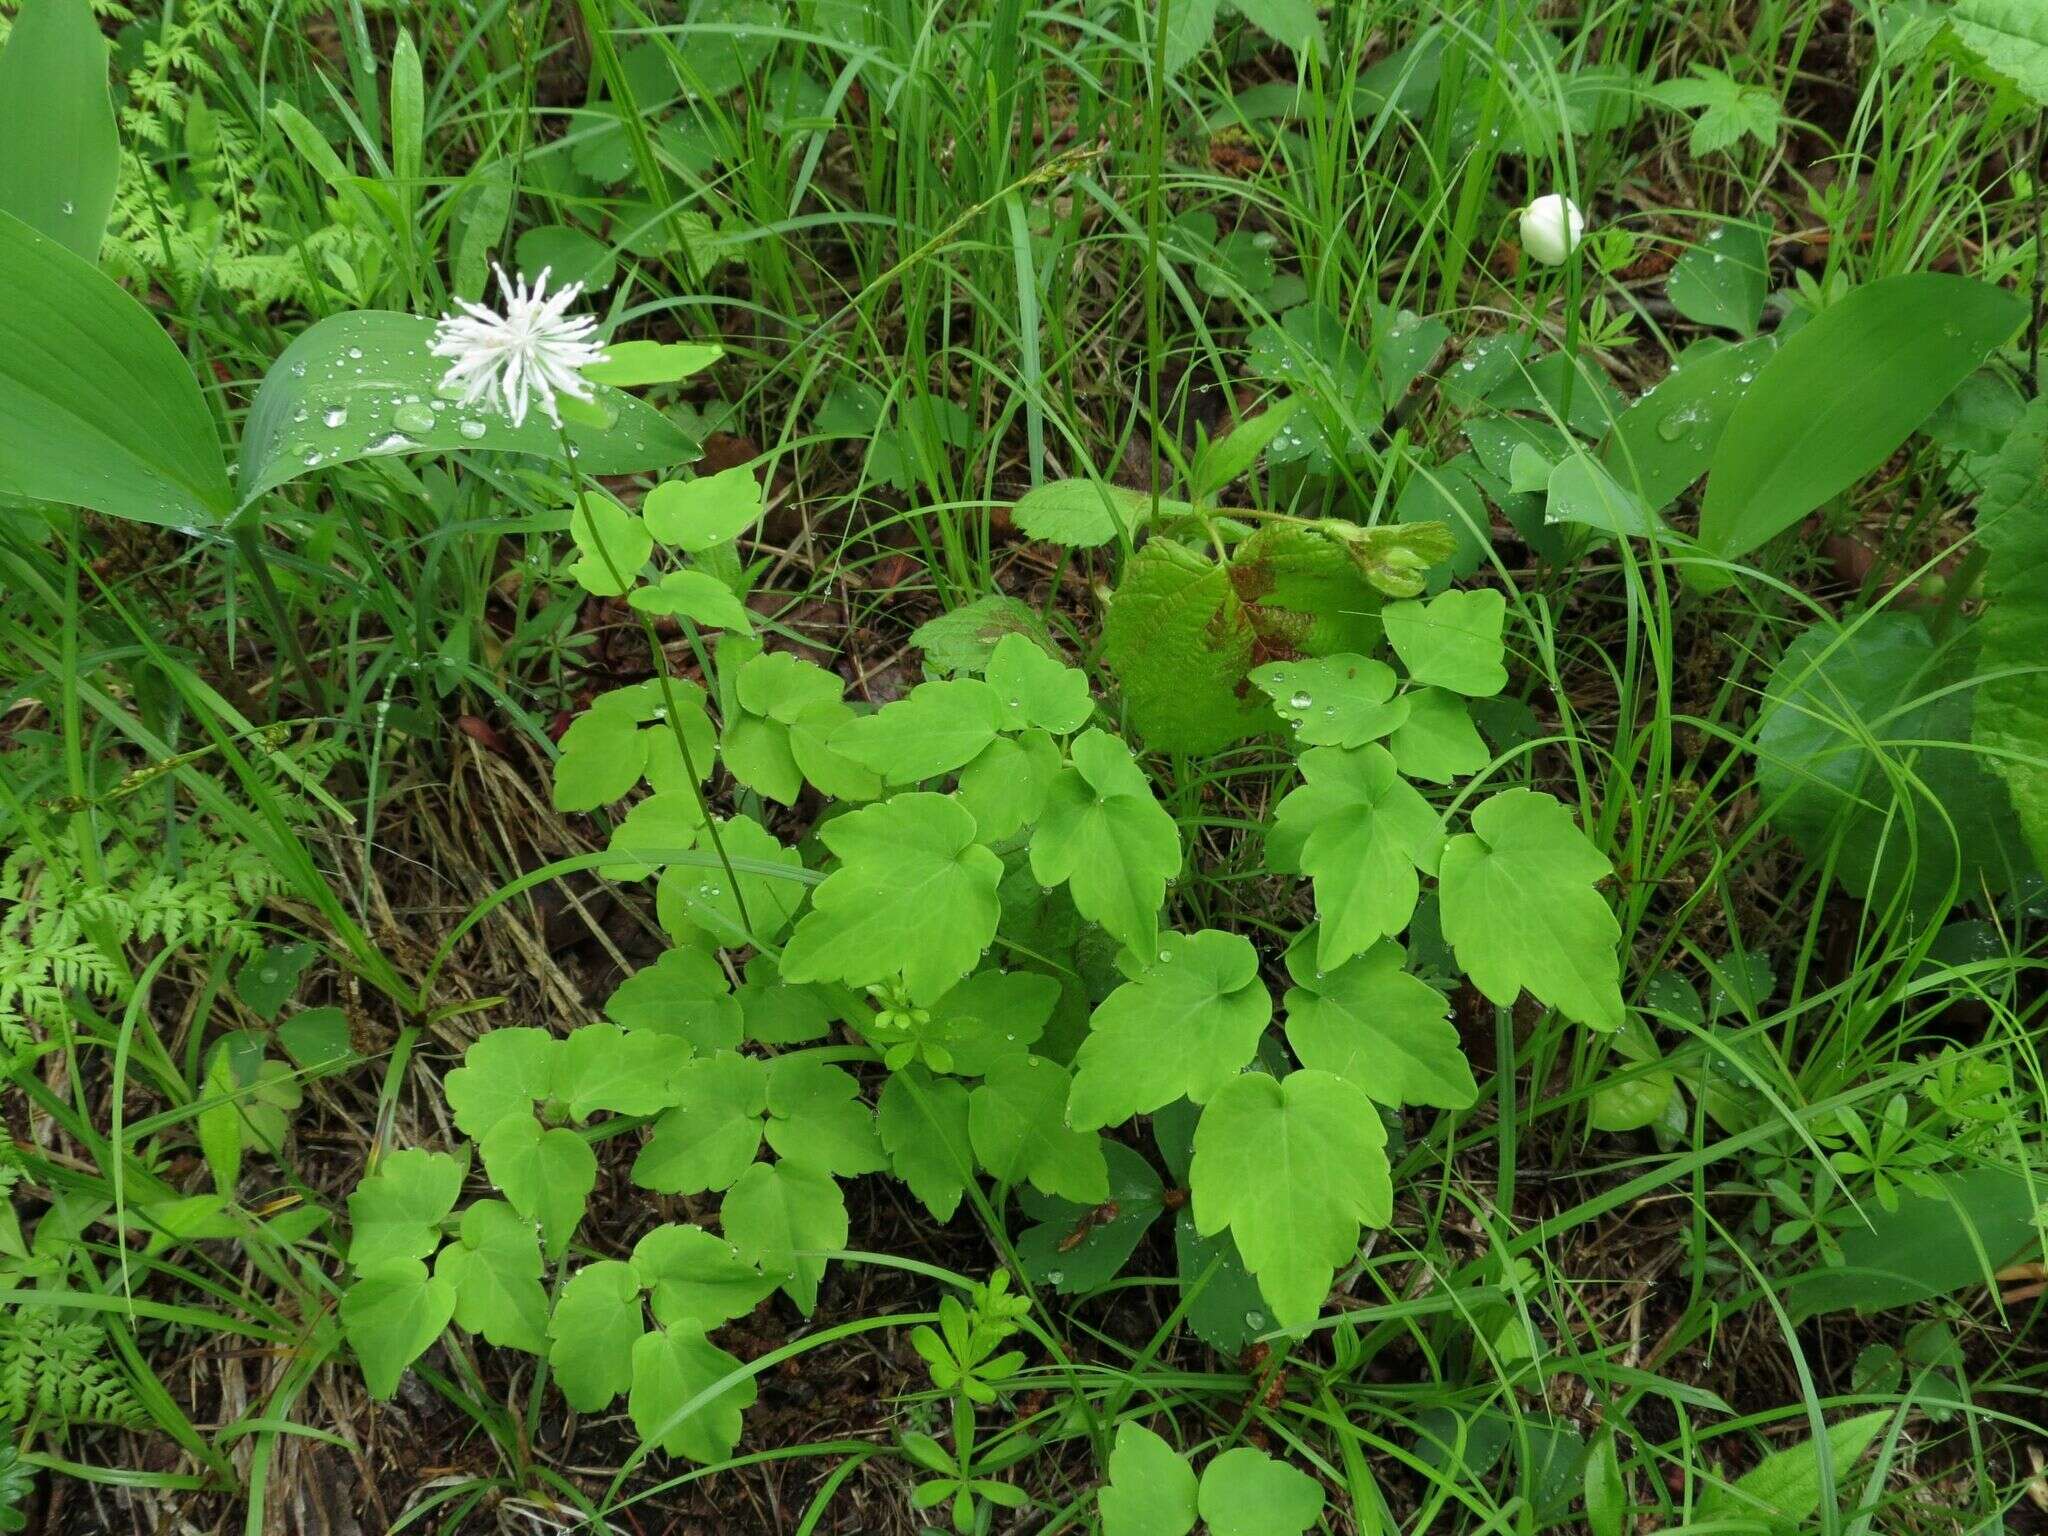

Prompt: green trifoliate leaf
xmin=632 ymin=1223 xmax=779 ymax=1329
xmin=605 ymin=790 xmax=705 ymax=881
xmin=655 ymin=816 xmax=808 ymax=949
xmin=832 ymin=679 xmax=1005 ymax=783
xmin=444 ymin=1028 xmax=558 ymax=1142
xmin=632 ymin=1052 xmax=769 ymax=1194
xmin=548 ymin=1259 xmax=645 ymax=1411
xmin=1273 ymin=744 xmax=1443 ymax=972
xmin=346 ymin=1148 xmax=463 ymax=1268
xmin=779 ymin=794 xmax=1003 ymax=1005
xmin=1282 ymin=940 xmax=1476 ymax=1109
xmin=554 ymin=680 xmax=715 ymax=812
xmin=605 ymin=947 xmax=744 ymax=1052
xmin=583 ymin=339 xmax=722 ymax=387
xmin=1197 ymin=1447 xmax=1325 ymax=1536
xmin=629 ymin=1323 xmax=757 ymax=1462
xmin=1438 ymin=789 xmax=1624 ymax=1031
xmin=877 ymin=1067 xmax=977 ymax=1220
xmin=955 ymin=730 xmax=1060 ymax=840
xmin=1069 ymin=930 xmax=1272 ymax=1129
xmin=788 ymin=696 xmax=882 ymax=801
xmin=736 ymin=956 xmax=835 ymax=1045
xmin=720 ymin=1160 xmax=848 ymax=1314
xmin=1381 ymin=588 xmax=1508 ymax=696
xmin=434 ymin=1200 xmax=549 ymax=1356
xmin=1250 ymin=654 xmax=1410 ymax=746
xmin=628 ymin=568 xmax=755 ymax=633
xmin=643 ymin=462 xmax=762 ymax=551
xmin=722 ymin=651 xmax=878 ymax=804
xmin=720 ymin=712 xmax=802 ymax=803
xmin=478 ymin=1116 xmax=596 ymax=1260
xmin=763 ymin=1058 xmax=886 ymax=1177
xmin=554 ymin=1022 xmax=684 ymax=1120
xmin=567 ymin=490 xmax=653 ymax=596
xmin=1029 ymin=729 xmax=1181 ymax=959
xmin=1387 ymin=687 xmax=1489 ymax=783
xmin=968 ymin=1056 xmax=1109 ymax=1203
xmin=984 ymin=632 xmax=1093 ymax=733
xmin=342 ymin=1259 xmax=458 ymax=1399
xmin=1190 ymin=1069 xmax=1390 ymax=1327
xmin=1099 ymin=1422 xmax=1198 ymax=1536
xmin=736 ymin=650 xmax=845 ymax=722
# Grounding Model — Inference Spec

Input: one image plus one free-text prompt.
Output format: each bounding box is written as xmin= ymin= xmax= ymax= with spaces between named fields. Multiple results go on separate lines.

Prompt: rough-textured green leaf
xmin=343 ymin=1260 xmax=458 ymax=1400
xmin=1099 ymin=1423 xmax=1197 ymax=1536
xmin=1029 ymin=729 xmax=1181 ymax=957
xmin=1102 ymin=540 xmax=1264 ymax=753
xmin=1283 ymin=940 xmax=1475 ymax=1109
xmin=719 ymin=1159 xmax=847 ymax=1314
xmin=548 ymin=1259 xmax=645 ymax=1410
xmin=434 ymin=1200 xmax=549 ymax=1355
xmin=0 ymin=211 xmax=233 ymax=526
xmin=1667 ymin=220 xmax=1770 ymax=335
xmin=1950 ymin=0 xmax=2048 ymax=103
xmin=628 ymin=1323 xmax=756 ymax=1462
xmin=967 ymin=1056 xmax=1108 ymax=1203
xmin=1970 ymin=396 xmax=2048 ymax=874
xmin=1190 ymin=1069 xmax=1389 ymax=1327
xmin=1012 ymin=479 xmax=1179 ymax=547
xmin=1708 ymin=1411 xmax=1890 ymax=1529
xmin=1197 ymin=1447 xmax=1325 ymax=1536
xmin=911 ymin=595 xmax=1054 ymax=674
xmin=1249 ymin=654 xmax=1409 ymax=746
xmin=877 ymin=1067 xmax=976 ymax=1220
xmin=1070 ymin=930 xmax=1272 ymax=1128
xmin=633 ymin=1223 xmax=779 ymax=1328
xmin=346 ymin=1148 xmax=463 ymax=1269
xmin=1274 ymin=744 xmax=1443 ymax=971
xmin=1700 ymin=275 xmax=2024 ymax=565
xmin=1439 ymin=789 xmax=1624 ymax=1031
xmin=238 ymin=311 xmax=697 ymax=503
xmin=780 ymin=794 xmax=1002 ymax=1004
xmin=0 ymin=0 xmax=118 ymax=262
xmin=1382 ymin=589 xmax=1507 ymax=695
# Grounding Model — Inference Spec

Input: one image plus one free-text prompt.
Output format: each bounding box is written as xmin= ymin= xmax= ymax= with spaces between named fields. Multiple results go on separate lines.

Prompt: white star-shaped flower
xmin=430 ymin=264 xmax=609 ymax=429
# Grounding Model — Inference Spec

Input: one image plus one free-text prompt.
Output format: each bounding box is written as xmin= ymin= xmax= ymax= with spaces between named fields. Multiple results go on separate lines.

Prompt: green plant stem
xmin=230 ymin=523 xmax=330 ymax=720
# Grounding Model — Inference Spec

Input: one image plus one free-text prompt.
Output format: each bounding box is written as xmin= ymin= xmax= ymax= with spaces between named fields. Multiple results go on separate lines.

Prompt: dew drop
xmin=1244 ymin=1311 xmax=1266 ymax=1330
xmin=1046 ymin=1270 xmax=1065 ymax=1286
xmin=323 ymin=407 xmax=349 ymax=429
xmin=393 ymin=403 xmax=437 ymax=434
xmin=346 ymin=347 xmax=364 ymax=360
xmin=1288 ymin=690 xmax=1313 ymax=709
xmin=458 ymin=418 xmax=488 ymax=439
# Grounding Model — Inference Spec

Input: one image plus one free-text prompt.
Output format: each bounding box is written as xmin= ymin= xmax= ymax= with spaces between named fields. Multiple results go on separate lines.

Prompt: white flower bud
xmin=1519 ymin=194 xmax=1586 ymax=265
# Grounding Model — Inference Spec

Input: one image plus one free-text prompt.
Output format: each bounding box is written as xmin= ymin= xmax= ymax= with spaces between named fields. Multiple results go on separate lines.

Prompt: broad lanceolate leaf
xmin=1069 ymin=930 xmax=1272 ymax=1128
xmin=1699 ymin=275 xmax=2024 ymax=568
xmin=1189 ymin=1069 xmax=1390 ymax=1328
xmin=1707 ymin=1411 xmax=1890 ymax=1527
xmin=1283 ymin=940 xmax=1476 ymax=1109
xmin=719 ymin=1160 xmax=848 ymax=1314
xmin=0 ymin=211 xmax=233 ymax=526
xmin=1600 ymin=335 xmax=1777 ymax=512
xmin=0 ymin=0 xmax=119 ymax=262
xmin=629 ymin=1324 xmax=757 ymax=1463
xmin=238 ymin=311 xmax=697 ymax=503
xmin=779 ymin=794 xmax=1003 ymax=1005
xmin=1382 ymin=589 xmax=1508 ymax=695
xmin=434 ymin=1200 xmax=549 ymax=1355
xmin=1029 ymin=729 xmax=1181 ymax=958
xmin=342 ymin=1260 xmax=458 ymax=1399
xmin=1970 ymin=396 xmax=2048 ymax=873
xmin=1438 ymin=789 xmax=1623 ymax=1031
xmin=1273 ymin=744 xmax=1443 ymax=972
xmin=967 ymin=1056 xmax=1109 ymax=1203
xmin=1099 ymin=1422 xmax=1197 ymax=1536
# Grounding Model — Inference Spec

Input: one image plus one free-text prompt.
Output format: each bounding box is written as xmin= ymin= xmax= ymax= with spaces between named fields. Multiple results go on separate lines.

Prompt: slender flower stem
xmin=553 ymin=424 xmax=755 ymax=942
